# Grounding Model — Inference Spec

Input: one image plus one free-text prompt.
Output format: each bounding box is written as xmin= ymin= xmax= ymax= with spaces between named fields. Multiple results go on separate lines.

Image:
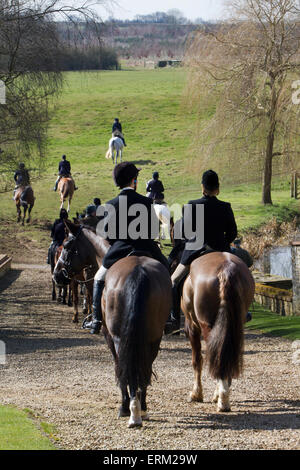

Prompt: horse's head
xmin=52 ymin=221 xmax=95 ymax=286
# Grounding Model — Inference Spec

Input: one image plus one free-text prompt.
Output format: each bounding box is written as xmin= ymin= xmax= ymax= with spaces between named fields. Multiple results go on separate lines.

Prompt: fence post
xmin=292 ymin=239 xmax=300 ymax=316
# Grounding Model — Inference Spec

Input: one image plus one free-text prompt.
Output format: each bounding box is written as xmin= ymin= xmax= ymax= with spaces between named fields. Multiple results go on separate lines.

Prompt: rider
xmin=13 ymin=162 xmax=30 ymax=199
xmin=112 ymin=118 xmax=126 ymax=146
xmin=166 ymin=170 xmax=238 ymax=333
xmin=47 ymin=209 xmax=69 ymax=264
xmin=53 ymin=155 xmax=78 ymax=191
xmin=82 ymin=204 xmax=100 ymax=229
xmin=83 ymin=161 xmax=169 ymax=334
xmin=93 ymin=198 xmax=101 ymax=210
xmin=146 ymin=171 xmax=165 ymax=203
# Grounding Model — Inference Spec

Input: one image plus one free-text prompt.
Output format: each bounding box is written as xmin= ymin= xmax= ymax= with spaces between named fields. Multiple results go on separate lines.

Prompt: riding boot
xmin=82 ymin=280 xmax=105 ymax=334
xmin=53 ymin=181 xmax=58 ymax=191
xmin=164 ymin=286 xmax=181 ymax=335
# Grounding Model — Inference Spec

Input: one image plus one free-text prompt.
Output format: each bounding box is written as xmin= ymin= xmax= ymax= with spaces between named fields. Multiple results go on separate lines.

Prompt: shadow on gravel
xmin=174 ymin=399 xmax=300 ymax=431
xmin=0 ymin=330 xmax=99 ymax=355
xmin=0 ymin=269 xmax=22 ymax=294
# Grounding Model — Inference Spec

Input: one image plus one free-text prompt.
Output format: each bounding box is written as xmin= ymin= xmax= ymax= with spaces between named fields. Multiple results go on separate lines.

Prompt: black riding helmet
xmin=59 ymin=209 xmax=68 ymax=220
xmin=113 ymin=162 xmax=141 ymax=188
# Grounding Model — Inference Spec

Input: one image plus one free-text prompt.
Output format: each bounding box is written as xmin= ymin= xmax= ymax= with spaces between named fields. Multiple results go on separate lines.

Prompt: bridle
xmin=57 ymin=226 xmax=95 ymax=283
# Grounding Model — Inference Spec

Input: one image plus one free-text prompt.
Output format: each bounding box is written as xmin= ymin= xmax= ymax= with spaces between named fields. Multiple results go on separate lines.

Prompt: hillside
xmin=0 ymin=68 xmax=298 ymax=261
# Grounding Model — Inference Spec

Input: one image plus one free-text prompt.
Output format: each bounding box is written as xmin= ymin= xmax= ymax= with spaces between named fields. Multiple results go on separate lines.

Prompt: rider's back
xmin=184 ymin=195 xmax=237 ymax=253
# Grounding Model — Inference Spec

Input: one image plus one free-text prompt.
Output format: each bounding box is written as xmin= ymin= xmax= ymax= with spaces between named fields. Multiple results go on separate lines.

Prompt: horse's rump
xmin=59 ymin=178 xmax=74 ymax=198
xmin=105 ymin=257 xmax=171 ymax=390
xmin=189 ymin=252 xmax=255 ymax=381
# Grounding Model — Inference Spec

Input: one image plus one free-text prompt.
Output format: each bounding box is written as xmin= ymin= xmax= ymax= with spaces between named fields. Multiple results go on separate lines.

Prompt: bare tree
xmin=0 ymin=0 xmax=110 ymax=190
xmin=185 ymin=0 xmax=300 ymax=204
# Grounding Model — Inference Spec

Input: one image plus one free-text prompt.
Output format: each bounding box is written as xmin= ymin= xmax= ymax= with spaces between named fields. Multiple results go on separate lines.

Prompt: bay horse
xmin=58 ymin=177 xmax=74 ymax=213
xmin=105 ymin=136 xmax=124 ymax=165
xmin=51 ymin=244 xmax=71 ymax=305
xmin=180 ymin=252 xmax=255 ymax=412
xmin=53 ymin=221 xmax=172 ymax=427
xmin=14 ymin=185 xmax=35 ymax=225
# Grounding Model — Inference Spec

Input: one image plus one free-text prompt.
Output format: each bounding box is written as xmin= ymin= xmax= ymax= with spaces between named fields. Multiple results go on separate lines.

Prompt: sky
xmin=100 ymin=0 xmax=225 ymax=22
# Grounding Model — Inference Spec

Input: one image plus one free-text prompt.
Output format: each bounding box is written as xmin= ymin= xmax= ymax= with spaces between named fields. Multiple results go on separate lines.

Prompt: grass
xmin=247 ymin=303 xmax=300 ymax=341
xmin=0 ymin=68 xmax=299 ymax=239
xmin=0 ymin=405 xmax=57 ymax=450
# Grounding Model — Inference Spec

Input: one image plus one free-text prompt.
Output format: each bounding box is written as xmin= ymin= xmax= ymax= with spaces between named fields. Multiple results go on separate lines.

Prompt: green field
xmin=0 ymin=68 xmax=299 ymax=238
xmin=247 ymin=303 xmax=300 ymax=340
xmin=0 ymin=406 xmax=56 ymax=450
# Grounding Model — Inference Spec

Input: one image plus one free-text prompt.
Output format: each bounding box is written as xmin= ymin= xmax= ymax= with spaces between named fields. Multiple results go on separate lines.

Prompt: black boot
xmin=82 ymin=280 xmax=105 ymax=334
xmin=165 ymin=285 xmax=181 ymax=335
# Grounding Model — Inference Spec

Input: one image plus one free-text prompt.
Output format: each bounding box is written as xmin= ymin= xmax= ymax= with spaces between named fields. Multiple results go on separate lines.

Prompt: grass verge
xmin=0 ymin=405 xmax=57 ymax=450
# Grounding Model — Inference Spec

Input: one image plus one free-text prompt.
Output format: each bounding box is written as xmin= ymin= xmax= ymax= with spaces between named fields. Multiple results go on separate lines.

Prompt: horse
xmin=53 ymin=221 xmax=172 ymax=427
xmin=58 ymin=177 xmax=74 ymax=213
xmin=178 ymin=251 xmax=255 ymax=412
xmin=14 ymin=185 xmax=35 ymax=225
xmin=50 ymin=244 xmax=72 ymax=305
xmin=153 ymin=201 xmax=174 ymax=244
xmin=105 ymin=136 xmax=124 ymax=165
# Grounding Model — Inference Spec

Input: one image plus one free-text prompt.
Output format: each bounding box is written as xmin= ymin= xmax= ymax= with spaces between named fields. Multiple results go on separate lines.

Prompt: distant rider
xmin=13 ymin=162 xmax=30 ymax=199
xmin=53 ymin=155 xmax=78 ymax=191
xmin=146 ymin=171 xmax=165 ymax=203
xmin=112 ymin=118 xmax=126 ymax=146
xmin=47 ymin=209 xmax=69 ymax=264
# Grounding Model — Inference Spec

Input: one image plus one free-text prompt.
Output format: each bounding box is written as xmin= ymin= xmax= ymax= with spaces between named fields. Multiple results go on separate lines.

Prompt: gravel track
xmin=0 ymin=266 xmax=299 ymax=450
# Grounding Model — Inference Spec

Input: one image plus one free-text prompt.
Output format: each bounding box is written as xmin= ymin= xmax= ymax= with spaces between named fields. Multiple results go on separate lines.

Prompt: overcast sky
xmin=101 ymin=0 xmax=225 ymax=21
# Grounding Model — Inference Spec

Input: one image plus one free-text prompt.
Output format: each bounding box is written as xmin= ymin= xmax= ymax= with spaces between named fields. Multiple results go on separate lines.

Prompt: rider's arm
xmin=224 ymin=204 xmax=238 ymax=245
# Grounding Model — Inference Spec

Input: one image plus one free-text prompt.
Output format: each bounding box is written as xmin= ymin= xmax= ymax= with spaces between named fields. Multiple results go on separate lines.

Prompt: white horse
xmin=154 ymin=202 xmax=174 ymax=242
xmin=105 ymin=136 xmax=124 ymax=165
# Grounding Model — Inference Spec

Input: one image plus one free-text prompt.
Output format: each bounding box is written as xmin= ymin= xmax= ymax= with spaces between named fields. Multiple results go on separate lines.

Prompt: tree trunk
xmin=262 ymin=128 xmax=275 ymax=205
xmin=262 ymin=80 xmax=278 ymax=205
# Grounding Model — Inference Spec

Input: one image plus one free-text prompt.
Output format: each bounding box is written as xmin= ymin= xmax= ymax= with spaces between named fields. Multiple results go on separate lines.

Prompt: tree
xmin=185 ymin=0 xmax=300 ymax=204
xmin=0 ymin=0 xmax=108 ymax=190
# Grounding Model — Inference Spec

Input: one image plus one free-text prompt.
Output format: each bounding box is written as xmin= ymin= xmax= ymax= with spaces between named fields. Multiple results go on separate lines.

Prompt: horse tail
xmin=117 ymin=264 xmax=153 ymax=392
xmin=206 ymin=259 xmax=244 ymax=381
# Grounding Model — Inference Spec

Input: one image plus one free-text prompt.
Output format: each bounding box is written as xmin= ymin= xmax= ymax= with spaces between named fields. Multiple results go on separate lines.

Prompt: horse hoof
xmin=189 ymin=392 xmax=203 ymax=403
xmin=72 ymin=318 xmax=79 ymax=324
xmin=141 ymin=411 xmax=150 ymax=421
xmin=128 ymin=419 xmax=143 ymax=428
xmin=217 ymin=406 xmax=231 ymax=413
xmin=118 ymin=408 xmax=130 ymax=418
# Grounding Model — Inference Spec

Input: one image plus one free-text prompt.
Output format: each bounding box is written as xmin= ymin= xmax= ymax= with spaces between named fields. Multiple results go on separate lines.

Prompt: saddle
xmin=20 ymin=186 xmax=31 ymax=204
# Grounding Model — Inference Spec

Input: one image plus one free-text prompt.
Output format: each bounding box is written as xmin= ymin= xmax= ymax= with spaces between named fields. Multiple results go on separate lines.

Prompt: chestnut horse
xmin=53 ymin=221 xmax=172 ymax=427
xmin=58 ymin=177 xmax=74 ymax=212
xmin=15 ymin=185 xmax=35 ymax=225
xmin=180 ymin=252 xmax=255 ymax=412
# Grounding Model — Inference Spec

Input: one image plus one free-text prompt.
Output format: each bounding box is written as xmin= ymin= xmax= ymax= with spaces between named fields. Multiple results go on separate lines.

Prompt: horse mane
xmin=82 ymin=226 xmax=110 ymax=259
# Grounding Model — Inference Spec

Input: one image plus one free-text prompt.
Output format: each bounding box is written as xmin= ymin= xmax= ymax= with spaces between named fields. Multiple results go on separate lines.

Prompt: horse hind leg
xmin=26 ymin=205 xmax=33 ymax=224
xmin=187 ymin=325 xmax=203 ymax=403
xmin=128 ymin=392 xmax=142 ymax=428
xmin=213 ymin=379 xmax=231 ymax=412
